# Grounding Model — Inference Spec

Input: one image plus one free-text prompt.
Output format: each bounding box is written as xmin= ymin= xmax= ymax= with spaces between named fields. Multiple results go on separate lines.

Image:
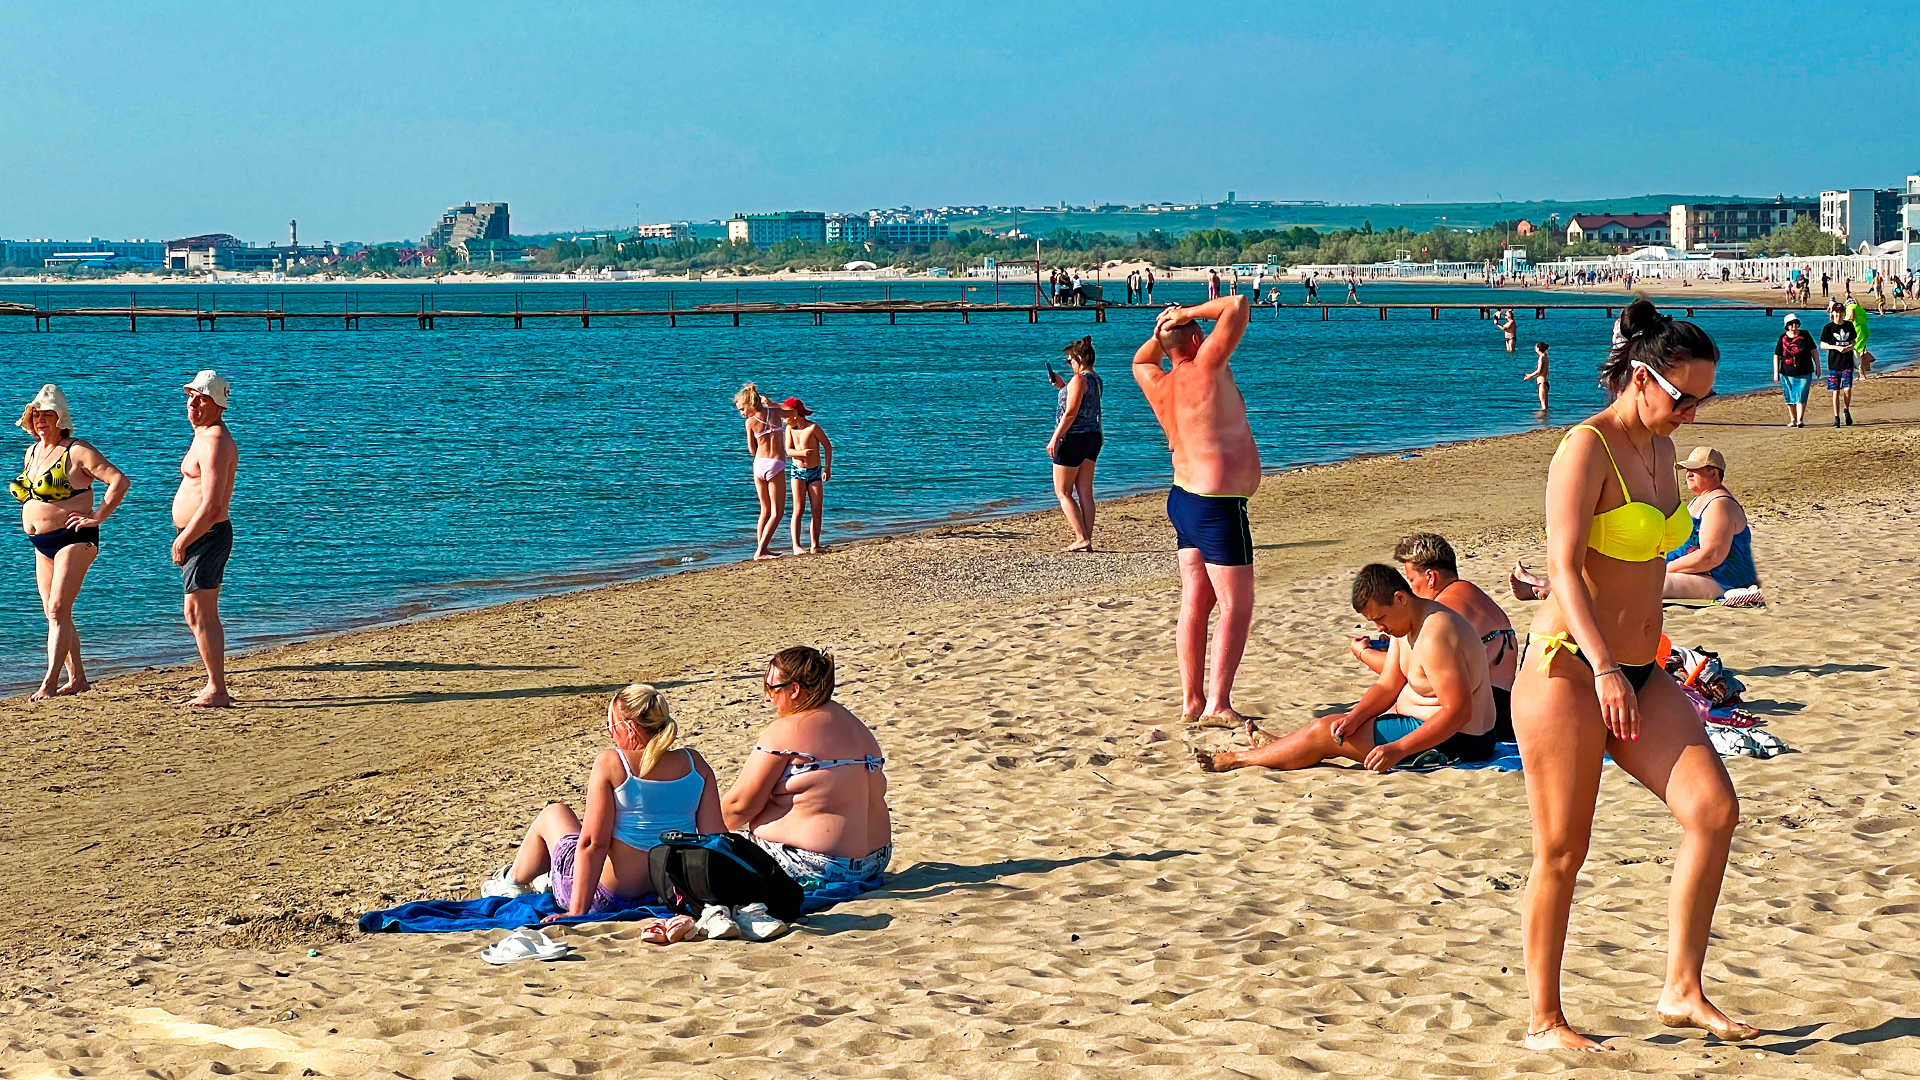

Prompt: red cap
xmin=782 ymin=397 xmax=813 ymax=416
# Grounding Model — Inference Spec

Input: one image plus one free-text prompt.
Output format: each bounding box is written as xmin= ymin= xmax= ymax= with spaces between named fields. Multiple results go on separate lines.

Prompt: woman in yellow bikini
xmin=13 ymin=385 xmax=130 ymax=701
xmin=1514 ymin=300 xmax=1754 ymax=1052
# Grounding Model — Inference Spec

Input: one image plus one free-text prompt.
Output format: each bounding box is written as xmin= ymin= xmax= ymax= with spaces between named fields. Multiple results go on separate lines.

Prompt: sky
xmin=3 ymin=1 xmax=1916 ymax=243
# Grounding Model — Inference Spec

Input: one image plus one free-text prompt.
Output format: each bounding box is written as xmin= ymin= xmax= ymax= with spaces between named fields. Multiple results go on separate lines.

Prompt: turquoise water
xmin=0 ymin=281 xmax=1906 ymax=688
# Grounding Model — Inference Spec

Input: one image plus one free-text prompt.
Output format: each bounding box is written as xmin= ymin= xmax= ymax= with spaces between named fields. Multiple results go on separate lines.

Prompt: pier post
xmin=1095 ymin=306 xmax=1105 ymax=323
xmin=1321 ymin=306 xmax=1328 ymax=321
xmin=1028 ymin=308 xmax=1037 ymax=324
xmin=890 ymin=311 xmax=896 ymax=325
xmin=1535 ymin=308 xmax=1544 ymax=319
xmin=733 ymin=312 xmax=740 ymax=327
xmin=1431 ymin=307 xmax=1438 ymax=319
xmin=669 ymin=312 xmax=677 ymax=327
xmin=963 ymin=306 xmax=970 ymax=324
xmin=1378 ymin=306 xmax=1386 ymax=320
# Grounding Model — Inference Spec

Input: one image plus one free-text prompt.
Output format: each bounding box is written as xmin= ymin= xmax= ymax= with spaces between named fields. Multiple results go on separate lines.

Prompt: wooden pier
xmin=0 ymin=297 xmax=1876 ymax=332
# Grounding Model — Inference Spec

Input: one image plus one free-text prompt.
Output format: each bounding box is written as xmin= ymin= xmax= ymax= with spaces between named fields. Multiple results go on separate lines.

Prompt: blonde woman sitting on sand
xmin=1513 ymin=299 xmax=1753 ymax=1052
xmin=486 ymin=685 xmax=724 ymax=923
xmin=722 ymin=646 xmax=892 ymax=889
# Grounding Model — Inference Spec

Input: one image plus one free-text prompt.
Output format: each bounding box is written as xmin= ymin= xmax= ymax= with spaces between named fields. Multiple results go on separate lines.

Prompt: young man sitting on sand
xmin=1198 ymin=564 xmax=1497 ymax=773
xmin=1351 ymin=533 xmax=1516 ymax=741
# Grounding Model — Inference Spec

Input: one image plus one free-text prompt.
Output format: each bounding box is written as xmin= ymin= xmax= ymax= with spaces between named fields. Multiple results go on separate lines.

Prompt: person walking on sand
xmin=174 ymin=371 xmax=238 ymax=708
xmin=1522 ymin=341 xmax=1550 ymax=411
xmin=1773 ymin=314 xmax=1817 ymax=427
xmin=1133 ymin=294 xmax=1258 ymax=727
xmin=734 ymin=383 xmax=797 ymax=559
xmin=1513 ymin=299 xmax=1751 ymax=1052
xmin=1497 ymin=309 xmax=1518 ymax=353
xmin=783 ymin=398 xmax=832 ymax=555
xmin=1046 ymin=336 xmax=1104 ymax=552
xmin=1817 ymin=302 xmax=1857 ymax=427
xmin=14 ymin=385 xmax=130 ymax=702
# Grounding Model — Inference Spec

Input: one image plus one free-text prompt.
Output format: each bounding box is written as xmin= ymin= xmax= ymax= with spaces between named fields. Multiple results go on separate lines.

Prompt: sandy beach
xmin=2 ymin=365 xmax=1918 ymax=1077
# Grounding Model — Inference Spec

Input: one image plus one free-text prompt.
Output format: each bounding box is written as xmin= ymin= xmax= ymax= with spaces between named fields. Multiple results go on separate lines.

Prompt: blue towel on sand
xmin=1403 ymin=741 xmax=1524 ymax=772
xmin=358 ymin=877 xmax=883 ymax=934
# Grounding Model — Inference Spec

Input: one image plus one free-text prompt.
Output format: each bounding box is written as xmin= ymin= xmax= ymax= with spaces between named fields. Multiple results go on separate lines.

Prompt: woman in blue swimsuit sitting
xmin=1513 ymin=299 xmax=1753 ymax=1052
xmin=723 ymin=646 xmax=891 ymax=889
xmin=486 ymin=684 xmax=725 ymax=921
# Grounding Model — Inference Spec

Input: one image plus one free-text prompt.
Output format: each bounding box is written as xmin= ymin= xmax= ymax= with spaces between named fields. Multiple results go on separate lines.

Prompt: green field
xmin=953 ymin=195 xmax=1804 ymax=239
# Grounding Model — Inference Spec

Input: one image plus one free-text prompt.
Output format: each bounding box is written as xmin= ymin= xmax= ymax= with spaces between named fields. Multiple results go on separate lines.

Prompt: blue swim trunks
xmin=1167 ymin=485 xmax=1253 ymax=566
xmin=791 ymin=465 xmax=823 ymax=484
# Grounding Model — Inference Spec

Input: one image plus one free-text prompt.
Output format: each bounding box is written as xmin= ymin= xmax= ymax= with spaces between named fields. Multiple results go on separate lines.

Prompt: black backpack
xmin=647 ymin=831 xmax=803 ymax=924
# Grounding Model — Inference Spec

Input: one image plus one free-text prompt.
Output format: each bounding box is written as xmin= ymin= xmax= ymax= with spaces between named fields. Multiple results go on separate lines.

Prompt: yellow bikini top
xmin=11 ymin=442 xmax=84 ymax=504
xmin=1555 ymin=425 xmax=1690 ymax=563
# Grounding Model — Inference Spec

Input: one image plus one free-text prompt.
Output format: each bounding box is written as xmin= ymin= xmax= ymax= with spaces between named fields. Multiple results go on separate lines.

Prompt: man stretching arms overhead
xmin=1133 ymin=294 xmax=1259 ymax=726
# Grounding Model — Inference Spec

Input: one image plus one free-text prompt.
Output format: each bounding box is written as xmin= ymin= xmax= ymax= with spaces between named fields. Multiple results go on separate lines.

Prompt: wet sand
xmin=2 ymin=370 xmax=1918 ymax=1077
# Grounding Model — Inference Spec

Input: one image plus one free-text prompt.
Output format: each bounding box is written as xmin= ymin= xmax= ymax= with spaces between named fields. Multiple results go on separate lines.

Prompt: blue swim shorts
xmin=1167 ymin=485 xmax=1253 ymax=566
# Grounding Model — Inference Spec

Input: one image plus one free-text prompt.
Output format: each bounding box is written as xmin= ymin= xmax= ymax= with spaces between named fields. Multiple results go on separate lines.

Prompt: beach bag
xmin=1666 ymin=644 xmax=1745 ymax=707
xmin=647 ymin=831 xmax=803 ymax=923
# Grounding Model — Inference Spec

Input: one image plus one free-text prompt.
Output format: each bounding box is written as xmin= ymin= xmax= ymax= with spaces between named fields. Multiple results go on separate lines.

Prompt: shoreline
xmin=15 ymin=343 xmax=1912 ymax=698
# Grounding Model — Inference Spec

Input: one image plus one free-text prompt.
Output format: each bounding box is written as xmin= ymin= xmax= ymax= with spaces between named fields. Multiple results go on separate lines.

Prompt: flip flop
xmin=480 ymin=928 xmax=572 ymax=965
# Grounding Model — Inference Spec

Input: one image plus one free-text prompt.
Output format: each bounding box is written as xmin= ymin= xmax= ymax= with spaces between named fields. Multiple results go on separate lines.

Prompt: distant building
xmin=462 ymin=238 xmax=530 ymax=264
xmin=727 ymin=211 xmax=827 ymax=247
xmin=825 ymin=214 xmax=871 ymax=243
xmin=1903 ymin=174 xmax=1920 ymax=270
xmin=2 ymin=237 xmax=167 ymax=267
xmin=1566 ymin=213 xmax=1669 ymax=245
xmin=1669 ymin=199 xmax=1815 ymax=251
xmin=1820 ymin=188 xmax=1901 ymax=247
xmin=872 ymin=220 xmax=950 ymax=246
xmin=1513 ymin=220 xmax=1536 ymax=236
xmin=165 ymin=233 xmax=335 ymax=271
xmin=636 ymin=222 xmax=694 ymax=242
xmin=426 ymin=202 xmax=511 ymax=258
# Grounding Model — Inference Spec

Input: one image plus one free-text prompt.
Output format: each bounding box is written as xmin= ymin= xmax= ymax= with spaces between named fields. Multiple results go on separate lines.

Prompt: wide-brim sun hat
xmin=183 ymin=370 xmax=232 ymax=409
xmin=17 ymin=384 xmax=73 ymax=433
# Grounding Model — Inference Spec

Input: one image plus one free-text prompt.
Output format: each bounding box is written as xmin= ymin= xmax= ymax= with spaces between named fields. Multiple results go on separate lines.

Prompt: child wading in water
xmin=1523 ymin=341 xmax=1550 ymax=411
xmin=783 ymin=397 xmax=834 ymax=554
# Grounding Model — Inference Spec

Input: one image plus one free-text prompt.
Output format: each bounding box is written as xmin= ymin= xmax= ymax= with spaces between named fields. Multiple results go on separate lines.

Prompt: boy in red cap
xmin=782 ymin=399 xmax=833 ymax=554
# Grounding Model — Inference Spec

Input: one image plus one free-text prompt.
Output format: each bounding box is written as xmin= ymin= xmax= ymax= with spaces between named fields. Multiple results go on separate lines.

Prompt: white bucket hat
xmin=183 ymin=370 xmax=231 ymax=409
xmin=17 ymin=384 xmax=73 ymax=434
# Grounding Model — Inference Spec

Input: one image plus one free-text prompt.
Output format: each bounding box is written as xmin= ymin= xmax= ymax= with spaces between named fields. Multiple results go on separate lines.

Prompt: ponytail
xmin=611 ymin=683 xmax=679 ymax=775
xmin=1601 ymin=299 xmax=1719 ymax=393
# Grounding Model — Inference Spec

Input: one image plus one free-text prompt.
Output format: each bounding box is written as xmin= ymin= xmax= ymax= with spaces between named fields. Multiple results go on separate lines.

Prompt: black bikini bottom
xmin=1561 ymin=648 xmax=1656 ymax=691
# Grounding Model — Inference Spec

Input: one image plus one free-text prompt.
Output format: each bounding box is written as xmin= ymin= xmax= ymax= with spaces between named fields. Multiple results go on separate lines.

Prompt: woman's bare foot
xmin=29 ymin=682 xmax=56 ymax=703
xmin=1243 ymin=718 xmax=1276 ymax=749
xmin=1656 ymin=994 xmax=1759 ymax=1042
xmin=1522 ymin=1018 xmax=1610 ymax=1052
xmin=753 ymin=552 xmax=780 ymax=561
xmin=1511 ymin=561 xmax=1551 ymax=601
xmin=1062 ymin=539 xmax=1093 ymax=553
xmin=54 ymin=679 xmax=90 ymax=696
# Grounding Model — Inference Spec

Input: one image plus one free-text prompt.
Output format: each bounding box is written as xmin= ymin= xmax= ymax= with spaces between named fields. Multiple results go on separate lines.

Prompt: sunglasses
xmin=1632 ymin=360 xmax=1716 ymax=412
xmin=764 ymin=679 xmax=796 ymax=694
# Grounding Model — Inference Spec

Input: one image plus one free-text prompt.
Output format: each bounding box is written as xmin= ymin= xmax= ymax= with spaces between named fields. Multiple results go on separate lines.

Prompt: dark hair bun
xmin=1601 ymin=299 xmax=1718 ymax=392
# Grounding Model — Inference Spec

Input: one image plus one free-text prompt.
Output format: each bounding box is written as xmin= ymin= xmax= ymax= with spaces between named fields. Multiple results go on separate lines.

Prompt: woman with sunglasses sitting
xmin=484 ymin=684 xmax=724 ymax=920
xmin=723 ymin=646 xmax=891 ymax=890
xmin=1511 ymin=299 xmax=1753 ymax=1052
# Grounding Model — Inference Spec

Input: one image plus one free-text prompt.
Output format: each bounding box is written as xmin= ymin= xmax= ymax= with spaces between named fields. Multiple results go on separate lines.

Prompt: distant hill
xmin=953 ymin=196 xmax=1810 ymax=238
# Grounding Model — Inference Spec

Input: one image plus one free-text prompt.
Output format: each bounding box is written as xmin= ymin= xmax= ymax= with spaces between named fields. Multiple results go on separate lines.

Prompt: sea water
xmin=0 ymin=280 xmax=1905 ymax=688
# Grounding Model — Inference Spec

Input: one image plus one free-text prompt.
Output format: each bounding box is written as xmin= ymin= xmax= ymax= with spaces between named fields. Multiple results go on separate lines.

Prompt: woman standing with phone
xmin=1045 ymin=336 xmax=1103 ymax=552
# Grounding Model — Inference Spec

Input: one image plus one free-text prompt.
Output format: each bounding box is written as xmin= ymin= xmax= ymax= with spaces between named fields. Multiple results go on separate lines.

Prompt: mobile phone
xmin=1047 ymin=363 xmax=1060 ymax=381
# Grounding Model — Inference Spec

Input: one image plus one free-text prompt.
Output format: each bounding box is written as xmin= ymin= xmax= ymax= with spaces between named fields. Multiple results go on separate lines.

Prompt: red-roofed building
xmin=1566 ymin=213 xmax=1669 ymax=246
xmin=1514 ymin=219 xmax=1536 ymax=236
